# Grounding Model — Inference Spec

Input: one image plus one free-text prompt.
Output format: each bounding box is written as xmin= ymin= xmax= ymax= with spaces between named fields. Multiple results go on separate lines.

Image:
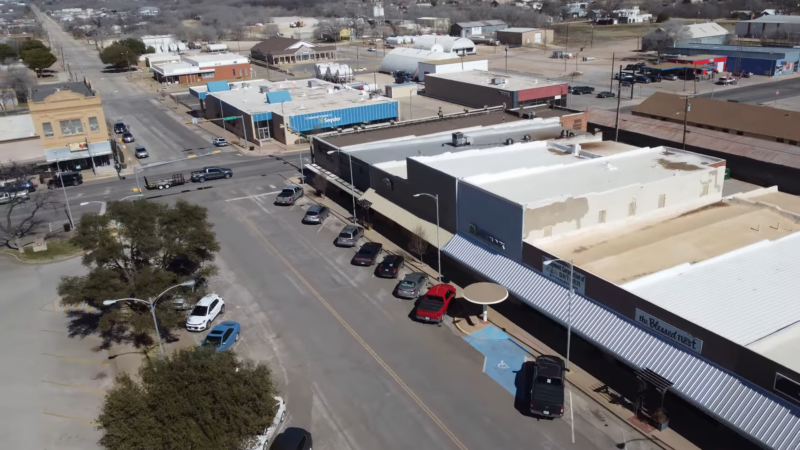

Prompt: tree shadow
xmin=66 ymin=309 xmax=157 ymax=351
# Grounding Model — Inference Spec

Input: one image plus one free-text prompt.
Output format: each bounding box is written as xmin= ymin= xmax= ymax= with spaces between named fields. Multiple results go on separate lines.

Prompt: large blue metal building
xmin=669 ymin=44 xmax=800 ymax=77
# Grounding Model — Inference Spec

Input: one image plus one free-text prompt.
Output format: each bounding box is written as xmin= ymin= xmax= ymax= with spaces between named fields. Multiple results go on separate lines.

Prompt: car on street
xmin=191 ymin=166 xmax=233 ymax=182
xmin=596 ymin=91 xmax=615 ymax=98
xmin=351 ymin=242 xmax=383 ymax=266
xmin=661 ymin=73 xmax=678 ymax=81
xmin=273 ymin=427 xmax=312 ymax=450
xmin=0 ymin=190 xmax=27 ymax=204
xmin=635 ymin=75 xmax=651 ymax=84
xmin=367 ymin=47 xmax=376 ymax=52
xmin=250 ymin=397 xmax=288 ymax=449
xmin=122 ymin=131 xmax=135 ymax=143
xmin=186 ymin=293 xmax=225 ymax=331
xmin=1 ymin=179 xmax=34 ymax=193
xmin=395 ymin=272 xmax=428 ymax=299
xmin=716 ymin=76 xmax=735 ymax=85
xmin=113 ymin=122 xmax=127 ymax=134
xmin=531 ymin=355 xmax=566 ymax=418
xmin=47 ymin=171 xmax=83 ymax=189
xmin=275 ymin=185 xmax=303 ymax=205
xmin=570 ymin=86 xmax=594 ymax=95
xmin=200 ymin=321 xmax=240 ymax=351
xmin=212 ymin=137 xmax=228 ymax=147
xmin=733 ymin=70 xmax=752 ymax=78
xmin=415 ymin=283 xmax=456 ymax=324
xmin=134 ymin=145 xmax=149 ymax=158
xmin=336 ymin=224 xmax=363 ymax=247
xmin=376 ymin=254 xmax=405 ymax=278
xmin=302 ymin=204 xmax=329 ymax=224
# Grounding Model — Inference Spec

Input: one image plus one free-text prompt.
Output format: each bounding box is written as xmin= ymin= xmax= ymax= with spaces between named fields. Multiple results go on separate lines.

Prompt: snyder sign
xmin=542 ymin=257 xmax=586 ymax=295
xmin=636 ymin=309 xmax=704 ymax=354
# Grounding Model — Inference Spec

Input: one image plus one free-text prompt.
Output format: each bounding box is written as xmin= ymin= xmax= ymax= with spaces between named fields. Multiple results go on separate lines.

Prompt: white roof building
xmin=379 ymin=48 xmax=455 ymax=76
xmin=411 ymin=35 xmax=475 ymax=55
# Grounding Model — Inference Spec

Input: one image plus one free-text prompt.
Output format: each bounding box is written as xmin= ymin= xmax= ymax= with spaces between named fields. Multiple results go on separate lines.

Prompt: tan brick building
xmin=28 ymin=80 xmax=113 ymax=171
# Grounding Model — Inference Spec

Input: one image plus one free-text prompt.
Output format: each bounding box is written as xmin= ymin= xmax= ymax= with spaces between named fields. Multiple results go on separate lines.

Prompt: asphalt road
xmin=696 ymin=75 xmax=800 ymax=103
xmin=33 ymin=6 xmax=223 ymax=165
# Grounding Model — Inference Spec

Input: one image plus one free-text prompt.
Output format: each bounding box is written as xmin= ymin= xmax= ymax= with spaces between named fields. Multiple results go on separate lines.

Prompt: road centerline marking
xmin=231 ymin=205 xmax=469 ymax=450
xmin=225 ymin=191 xmax=281 ymax=202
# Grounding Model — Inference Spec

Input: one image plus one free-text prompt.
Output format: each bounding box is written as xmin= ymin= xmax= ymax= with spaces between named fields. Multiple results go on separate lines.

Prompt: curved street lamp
xmin=103 ymin=279 xmax=196 ymax=359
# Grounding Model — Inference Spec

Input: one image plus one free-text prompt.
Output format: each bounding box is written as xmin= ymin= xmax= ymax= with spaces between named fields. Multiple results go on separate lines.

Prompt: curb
xmin=0 ymin=249 xmax=85 ymax=265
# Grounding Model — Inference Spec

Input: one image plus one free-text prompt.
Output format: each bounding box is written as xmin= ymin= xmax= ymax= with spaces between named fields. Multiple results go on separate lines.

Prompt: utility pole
xmin=682 ymin=96 xmax=692 ymax=150
xmin=590 ymin=24 xmax=594 ymax=48
xmin=610 ymin=52 xmax=615 ymax=92
xmin=564 ymin=22 xmax=569 ymax=73
xmin=615 ymin=65 xmax=623 ymax=142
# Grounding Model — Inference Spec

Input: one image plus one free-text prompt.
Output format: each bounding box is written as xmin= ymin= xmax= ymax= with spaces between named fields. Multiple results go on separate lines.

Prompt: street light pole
xmin=682 ymin=96 xmax=692 ymax=150
xmin=413 ymin=193 xmax=441 ymax=282
xmin=327 ymin=150 xmax=357 ymax=223
xmin=103 ymin=280 xmax=195 ymax=359
xmin=409 ymin=88 xmax=417 ymax=120
xmin=56 ymin=158 xmax=74 ymax=228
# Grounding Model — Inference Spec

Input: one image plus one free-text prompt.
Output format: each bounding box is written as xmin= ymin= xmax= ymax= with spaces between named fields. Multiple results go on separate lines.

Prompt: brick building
xmin=152 ymin=53 xmax=252 ymax=85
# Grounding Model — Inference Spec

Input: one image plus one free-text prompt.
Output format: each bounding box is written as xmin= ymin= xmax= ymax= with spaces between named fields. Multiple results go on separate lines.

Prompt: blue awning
xmin=266 ymin=90 xmax=292 ymax=104
xmin=443 ymin=233 xmax=800 ymax=450
xmin=207 ymin=81 xmax=230 ymax=93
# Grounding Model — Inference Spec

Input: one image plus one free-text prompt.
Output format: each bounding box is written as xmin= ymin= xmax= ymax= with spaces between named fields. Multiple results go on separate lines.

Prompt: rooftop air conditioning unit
xmin=522 ymin=134 xmax=531 ymax=141
xmin=259 ymin=86 xmax=270 ymax=94
xmin=452 ymin=132 xmax=466 ymax=147
xmin=491 ymin=77 xmax=506 ymax=85
xmin=504 ymin=138 xmax=514 ymax=146
xmin=308 ymin=80 xmax=318 ymax=88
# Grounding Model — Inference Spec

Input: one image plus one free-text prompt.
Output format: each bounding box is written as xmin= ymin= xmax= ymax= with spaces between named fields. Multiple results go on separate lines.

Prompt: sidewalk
xmin=109 ymin=330 xmax=199 ymax=379
xmin=292 ymin=176 xmax=699 ymax=450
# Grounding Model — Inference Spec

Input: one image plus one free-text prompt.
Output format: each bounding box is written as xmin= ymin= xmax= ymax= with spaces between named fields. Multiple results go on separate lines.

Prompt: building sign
xmin=542 ymin=257 xmax=586 ymax=295
xmin=68 ymin=142 xmax=88 ymax=152
xmin=469 ymin=223 xmax=506 ymax=250
xmin=636 ymin=309 xmax=704 ymax=354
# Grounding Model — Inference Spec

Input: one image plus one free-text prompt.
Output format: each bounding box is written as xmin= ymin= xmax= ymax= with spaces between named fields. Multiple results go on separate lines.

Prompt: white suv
xmin=186 ymin=294 xmax=225 ymax=331
xmin=251 ymin=397 xmax=287 ymax=449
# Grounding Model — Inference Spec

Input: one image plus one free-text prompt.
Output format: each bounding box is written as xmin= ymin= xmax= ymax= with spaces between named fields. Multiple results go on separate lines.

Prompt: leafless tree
xmin=409 ymin=225 xmax=429 ymax=264
xmin=0 ymin=162 xmax=60 ymax=249
xmin=642 ymin=20 xmax=691 ymax=52
xmin=590 ymin=0 xmax=626 ymax=18
xmin=311 ymin=175 xmax=328 ymax=198
xmin=262 ymin=24 xmax=280 ymax=37
xmin=0 ymin=65 xmax=36 ymax=105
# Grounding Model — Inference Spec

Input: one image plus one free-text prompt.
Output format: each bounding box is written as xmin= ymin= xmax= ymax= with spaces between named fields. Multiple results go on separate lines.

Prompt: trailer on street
xmin=144 ymin=174 xmax=185 ymax=190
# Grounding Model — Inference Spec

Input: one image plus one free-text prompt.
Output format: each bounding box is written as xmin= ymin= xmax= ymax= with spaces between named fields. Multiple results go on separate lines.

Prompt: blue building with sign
xmin=189 ymin=79 xmax=399 ymax=145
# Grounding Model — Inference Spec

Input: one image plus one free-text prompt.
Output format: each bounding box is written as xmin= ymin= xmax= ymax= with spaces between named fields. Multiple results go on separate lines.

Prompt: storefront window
xmin=202 ymin=72 xmax=214 ymax=79
xmin=42 ymin=122 xmax=54 ymax=137
xmin=59 ymin=119 xmax=83 ymax=136
xmin=89 ymin=117 xmax=100 ymax=132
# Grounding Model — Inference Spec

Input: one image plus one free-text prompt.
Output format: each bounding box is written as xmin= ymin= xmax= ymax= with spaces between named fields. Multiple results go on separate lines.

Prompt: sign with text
xmin=636 ymin=309 xmax=704 ymax=354
xmin=68 ymin=142 xmax=88 ymax=152
xmin=469 ymin=223 xmax=506 ymax=250
xmin=542 ymin=258 xmax=586 ymax=295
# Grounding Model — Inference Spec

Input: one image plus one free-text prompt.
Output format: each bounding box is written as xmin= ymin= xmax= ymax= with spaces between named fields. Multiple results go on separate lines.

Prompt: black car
xmin=47 ymin=172 xmax=83 ymax=189
xmin=635 ymin=75 xmax=651 ymax=84
xmin=113 ymin=122 xmax=127 ymax=134
xmin=2 ymin=179 xmax=34 ymax=193
xmin=530 ymin=355 xmax=566 ymax=418
xmin=302 ymin=205 xmax=329 ymax=224
xmin=351 ymin=242 xmax=383 ymax=266
xmin=376 ymin=254 xmax=405 ymax=278
xmin=570 ymin=86 xmax=594 ymax=95
xmin=596 ymin=91 xmax=615 ymax=98
xmin=122 ymin=132 xmax=135 ymax=143
xmin=273 ymin=428 xmax=313 ymax=450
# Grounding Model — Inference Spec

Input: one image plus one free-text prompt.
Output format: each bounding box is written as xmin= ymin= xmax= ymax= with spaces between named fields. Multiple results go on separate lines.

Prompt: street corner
xmin=463 ymin=325 xmax=532 ymax=396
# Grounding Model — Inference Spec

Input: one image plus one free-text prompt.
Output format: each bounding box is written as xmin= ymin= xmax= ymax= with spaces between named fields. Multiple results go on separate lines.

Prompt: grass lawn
xmin=0 ymin=239 xmax=83 ymax=262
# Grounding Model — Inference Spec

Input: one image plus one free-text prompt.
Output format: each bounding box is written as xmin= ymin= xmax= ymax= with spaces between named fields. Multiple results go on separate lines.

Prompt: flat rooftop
xmin=204 ymin=79 xmax=397 ymax=118
xmin=620 ymin=201 xmax=800 ymax=372
xmin=0 ymin=114 xmax=36 ymax=142
xmin=182 ymin=52 xmax=249 ymax=65
xmin=375 ymin=136 xmax=632 ymax=179
xmin=425 ymin=71 xmax=566 ymax=92
xmin=466 ymin=147 xmax=722 ymax=207
xmin=342 ymin=117 xmax=565 ymax=165
xmin=319 ymin=110 xmax=522 ymax=147
xmin=540 ymin=190 xmax=800 ymax=285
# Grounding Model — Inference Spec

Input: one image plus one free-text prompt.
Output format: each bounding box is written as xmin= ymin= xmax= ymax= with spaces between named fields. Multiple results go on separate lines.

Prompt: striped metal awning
xmin=443 ymin=233 xmax=800 ymax=450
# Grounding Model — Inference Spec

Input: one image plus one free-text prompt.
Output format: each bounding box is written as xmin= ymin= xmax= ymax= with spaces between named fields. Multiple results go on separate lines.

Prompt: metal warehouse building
xmin=450 ymin=20 xmax=508 ymax=38
xmin=416 ymin=55 xmax=488 ymax=81
xmin=423 ymin=71 xmax=568 ymax=109
xmin=668 ymin=44 xmax=800 ymax=76
xmin=734 ymin=15 xmax=800 ymax=38
xmin=496 ymin=27 xmax=553 ymax=46
xmin=411 ymin=35 xmax=476 ymax=55
xmin=189 ymin=79 xmax=399 ymax=145
xmin=379 ymin=48 xmax=456 ymax=78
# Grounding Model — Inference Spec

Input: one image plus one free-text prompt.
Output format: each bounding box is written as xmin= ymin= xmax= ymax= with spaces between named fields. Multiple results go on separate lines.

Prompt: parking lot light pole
xmin=542 ymin=258 xmax=574 ymax=371
xmin=103 ymin=279 xmax=196 ymax=359
xmin=413 ymin=193 xmax=441 ymax=283
xmin=327 ymin=150 xmax=357 ymax=223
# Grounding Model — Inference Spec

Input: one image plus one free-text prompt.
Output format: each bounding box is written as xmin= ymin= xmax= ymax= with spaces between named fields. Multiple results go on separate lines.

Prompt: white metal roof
xmin=681 ymin=22 xmax=730 ymax=39
xmin=0 ymin=114 xmax=35 ymax=142
xmin=412 ymin=35 xmax=474 ymax=53
xmin=465 ymin=147 xmax=722 ymax=207
xmin=379 ymin=48 xmax=458 ymax=76
xmin=443 ymin=232 xmax=800 ymax=450
xmin=742 ymin=15 xmax=800 ymax=24
xmin=624 ymin=232 xmax=800 ymax=346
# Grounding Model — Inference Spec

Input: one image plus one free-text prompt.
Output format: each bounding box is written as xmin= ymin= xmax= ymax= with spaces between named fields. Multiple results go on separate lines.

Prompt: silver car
xmin=395 ymin=272 xmax=428 ymax=299
xmin=134 ymin=145 xmax=149 ymax=158
xmin=336 ymin=225 xmax=363 ymax=247
xmin=302 ymin=205 xmax=329 ymax=224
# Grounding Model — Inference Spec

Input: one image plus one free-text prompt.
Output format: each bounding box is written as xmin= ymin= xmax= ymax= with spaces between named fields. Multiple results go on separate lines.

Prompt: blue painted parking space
xmin=463 ymin=325 xmax=531 ymax=395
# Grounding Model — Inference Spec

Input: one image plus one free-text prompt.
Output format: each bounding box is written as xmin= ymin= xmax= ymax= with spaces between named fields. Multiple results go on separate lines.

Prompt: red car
xmin=415 ymin=284 xmax=456 ymax=324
